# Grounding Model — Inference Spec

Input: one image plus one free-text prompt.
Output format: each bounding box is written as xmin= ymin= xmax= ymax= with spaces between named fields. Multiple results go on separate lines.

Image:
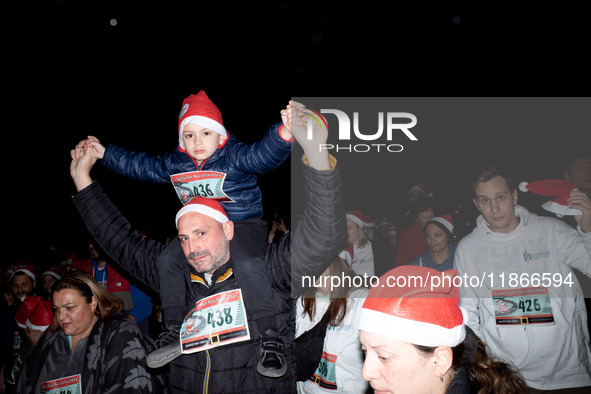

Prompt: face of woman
xmin=360 ymin=330 xmax=438 ymax=394
xmin=346 ymin=219 xmax=361 ymax=245
xmin=53 ymin=288 xmax=97 ymax=340
xmin=425 ymin=223 xmax=449 ymax=254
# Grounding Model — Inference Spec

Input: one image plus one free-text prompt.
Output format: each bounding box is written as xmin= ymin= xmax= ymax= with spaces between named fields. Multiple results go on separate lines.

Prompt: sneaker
xmin=155 ymin=324 xmax=181 ymax=349
xmin=147 ymin=324 xmax=182 ymax=368
xmin=257 ymin=328 xmax=287 ymax=378
xmin=147 ymin=342 xmax=182 ymax=368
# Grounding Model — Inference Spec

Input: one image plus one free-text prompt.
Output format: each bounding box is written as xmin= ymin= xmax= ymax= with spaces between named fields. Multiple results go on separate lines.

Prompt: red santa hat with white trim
xmin=178 ymin=90 xmax=227 ymax=149
xmin=519 ymin=179 xmax=582 ymax=217
xmin=41 ymin=265 xmax=62 ymax=281
xmin=346 ymin=210 xmax=365 ymax=228
xmin=11 ymin=263 xmax=37 ymax=281
xmin=359 ymin=265 xmax=467 ymax=347
xmin=15 ymin=295 xmax=42 ymax=329
xmin=26 ymin=300 xmax=54 ymax=332
xmin=175 ymin=196 xmax=229 ymax=228
xmin=427 ymin=214 xmax=455 ymax=234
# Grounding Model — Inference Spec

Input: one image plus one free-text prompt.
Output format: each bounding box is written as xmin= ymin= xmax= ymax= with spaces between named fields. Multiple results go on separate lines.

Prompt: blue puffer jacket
xmin=101 ymin=122 xmax=292 ymax=221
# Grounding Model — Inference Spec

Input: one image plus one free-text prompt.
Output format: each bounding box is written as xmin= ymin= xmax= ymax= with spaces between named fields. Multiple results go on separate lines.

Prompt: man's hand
xmin=568 ymin=190 xmax=591 ymax=232
xmin=288 ymin=100 xmax=330 ymax=170
xmin=70 ymin=140 xmax=98 ymax=191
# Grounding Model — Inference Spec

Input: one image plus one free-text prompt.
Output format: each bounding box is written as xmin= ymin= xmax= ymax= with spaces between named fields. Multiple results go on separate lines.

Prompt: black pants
xmin=158 ymin=218 xmax=277 ymax=333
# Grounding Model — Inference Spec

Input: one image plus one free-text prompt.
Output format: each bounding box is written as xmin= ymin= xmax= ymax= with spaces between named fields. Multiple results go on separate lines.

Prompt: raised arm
xmin=265 ymin=101 xmax=347 ymax=296
xmin=70 ymin=143 xmax=165 ymax=291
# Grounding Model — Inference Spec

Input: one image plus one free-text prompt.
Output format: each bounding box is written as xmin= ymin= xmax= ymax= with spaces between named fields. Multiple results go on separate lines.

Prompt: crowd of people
xmin=1 ymin=90 xmax=590 ymax=394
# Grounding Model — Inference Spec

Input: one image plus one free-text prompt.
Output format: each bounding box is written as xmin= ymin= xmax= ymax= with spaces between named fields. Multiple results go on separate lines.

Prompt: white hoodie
xmin=455 ymin=205 xmax=591 ymax=390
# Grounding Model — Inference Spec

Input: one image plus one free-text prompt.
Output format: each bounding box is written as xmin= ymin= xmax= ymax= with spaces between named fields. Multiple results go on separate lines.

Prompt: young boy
xmin=84 ymin=91 xmax=294 ymax=376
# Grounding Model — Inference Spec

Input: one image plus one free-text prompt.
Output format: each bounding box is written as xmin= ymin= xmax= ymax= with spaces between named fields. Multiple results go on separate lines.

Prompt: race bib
xmin=310 ymin=351 xmax=338 ymax=390
xmin=492 ymin=287 xmax=555 ymax=326
xmin=180 ymin=289 xmax=250 ymax=354
xmin=171 ymin=171 xmax=234 ymax=204
xmin=40 ymin=374 xmax=82 ymax=394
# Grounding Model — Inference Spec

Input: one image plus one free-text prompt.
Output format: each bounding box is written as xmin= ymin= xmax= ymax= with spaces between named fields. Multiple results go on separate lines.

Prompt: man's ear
xmin=472 ymin=197 xmax=480 ymax=212
xmin=512 ymin=188 xmax=519 ymax=206
xmin=564 ymin=171 xmax=571 ymax=183
xmin=223 ymin=220 xmax=234 ymax=241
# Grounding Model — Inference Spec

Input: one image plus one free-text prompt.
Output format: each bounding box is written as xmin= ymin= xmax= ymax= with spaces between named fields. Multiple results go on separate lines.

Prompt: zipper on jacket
xmin=202 ymin=349 xmax=211 ymax=394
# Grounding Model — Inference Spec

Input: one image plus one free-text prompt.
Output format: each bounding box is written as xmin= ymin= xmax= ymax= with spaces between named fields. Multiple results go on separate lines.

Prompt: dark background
xmin=5 ymin=1 xmax=591 ymax=267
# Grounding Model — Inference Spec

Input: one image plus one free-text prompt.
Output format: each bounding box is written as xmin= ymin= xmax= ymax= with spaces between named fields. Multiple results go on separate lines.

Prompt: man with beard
xmin=69 ymin=102 xmax=346 ymax=393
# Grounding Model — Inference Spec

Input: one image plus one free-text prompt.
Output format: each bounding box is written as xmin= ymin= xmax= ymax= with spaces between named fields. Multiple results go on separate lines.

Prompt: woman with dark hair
xmin=16 ymin=270 xmax=165 ymax=393
xmin=410 ymin=215 xmax=456 ymax=272
xmin=296 ymin=252 xmax=369 ymax=393
xmin=358 ymin=265 xmax=527 ymax=394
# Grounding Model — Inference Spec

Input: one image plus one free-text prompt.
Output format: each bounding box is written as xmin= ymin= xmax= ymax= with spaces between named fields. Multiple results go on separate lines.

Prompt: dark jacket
xmin=102 ymin=122 xmax=292 ymax=221
xmin=15 ymin=313 xmax=166 ymax=394
xmin=72 ymin=158 xmax=346 ymax=393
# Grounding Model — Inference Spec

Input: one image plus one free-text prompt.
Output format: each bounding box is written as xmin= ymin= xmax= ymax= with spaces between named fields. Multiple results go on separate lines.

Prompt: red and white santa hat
xmin=346 ymin=210 xmax=365 ymax=228
xmin=519 ymin=179 xmax=582 ymax=217
xmin=11 ymin=263 xmax=37 ymax=281
xmin=15 ymin=295 xmax=42 ymax=329
xmin=178 ymin=90 xmax=227 ymax=149
xmin=408 ymin=184 xmax=434 ymax=198
xmin=175 ymin=196 xmax=229 ymax=228
xmin=26 ymin=300 xmax=54 ymax=332
xmin=427 ymin=214 xmax=455 ymax=234
xmin=41 ymin=265 xmax=62 ymax=281
xmin=359 ymin=265 xmax=466 ymax=347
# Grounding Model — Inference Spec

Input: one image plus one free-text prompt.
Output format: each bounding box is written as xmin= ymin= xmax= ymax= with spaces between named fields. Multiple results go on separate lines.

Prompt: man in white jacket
xmin=454 ymin=165 xmax=591 ymax=392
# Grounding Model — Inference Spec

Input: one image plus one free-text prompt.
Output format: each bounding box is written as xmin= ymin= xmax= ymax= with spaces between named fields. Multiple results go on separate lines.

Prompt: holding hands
xmin=281 ymin=100 xmax=330 ymax=170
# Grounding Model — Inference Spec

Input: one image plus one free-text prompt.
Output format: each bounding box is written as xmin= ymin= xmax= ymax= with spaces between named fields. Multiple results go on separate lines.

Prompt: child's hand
xmin=84 ymin=135 xmax=106 ymax=159
xmin=280 ymin=106 xmax=293 ymax=141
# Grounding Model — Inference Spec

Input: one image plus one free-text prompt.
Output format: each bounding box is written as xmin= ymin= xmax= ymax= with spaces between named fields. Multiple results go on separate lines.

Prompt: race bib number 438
xmin=180 ymin=289 xmax=250 ymax=354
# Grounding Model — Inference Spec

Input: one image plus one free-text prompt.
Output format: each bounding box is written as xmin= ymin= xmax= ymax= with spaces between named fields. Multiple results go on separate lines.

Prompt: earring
xmin=440 ymin=374 xmax=444 ymax=382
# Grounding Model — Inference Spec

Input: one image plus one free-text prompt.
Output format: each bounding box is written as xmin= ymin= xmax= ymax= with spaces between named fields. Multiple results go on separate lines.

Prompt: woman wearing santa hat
xmin=345 ymin=210 xmax=375 ymax=277
xmin=358 ymin=266 xmax=526 ymax=393
xmin=410 ymin=215 xmax=456 ymax=272
xmin=15 ymin=270 xmax=165 ymax=394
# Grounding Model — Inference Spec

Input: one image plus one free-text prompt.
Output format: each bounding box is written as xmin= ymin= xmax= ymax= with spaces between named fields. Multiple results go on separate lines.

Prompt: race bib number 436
xmin=180 ymin=289 xmax=250 ymax=354
xmin=171 ymin=171 xmax=234 ymax=204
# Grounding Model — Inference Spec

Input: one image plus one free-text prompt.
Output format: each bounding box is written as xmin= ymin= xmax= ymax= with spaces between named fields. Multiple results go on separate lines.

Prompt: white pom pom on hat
xmin=519 ymin=179 xmax=581 ymax=217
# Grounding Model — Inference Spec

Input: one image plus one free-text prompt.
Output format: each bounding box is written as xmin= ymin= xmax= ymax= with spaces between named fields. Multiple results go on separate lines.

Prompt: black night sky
xmin=5 ymin=1 xmax=591 ymax=267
